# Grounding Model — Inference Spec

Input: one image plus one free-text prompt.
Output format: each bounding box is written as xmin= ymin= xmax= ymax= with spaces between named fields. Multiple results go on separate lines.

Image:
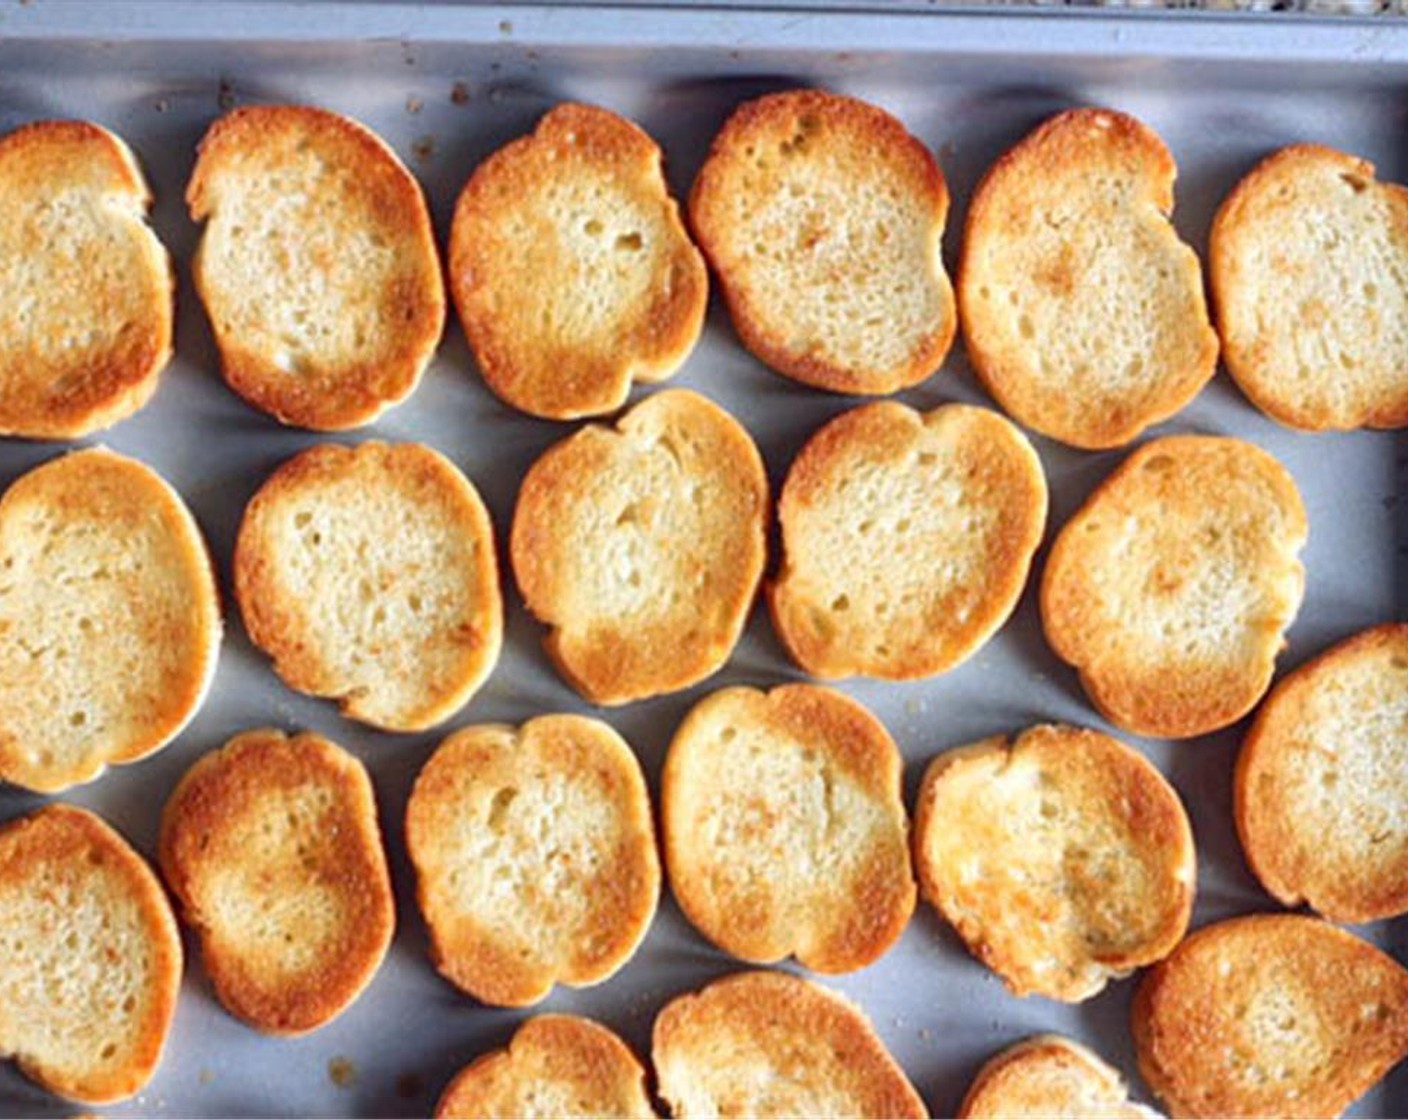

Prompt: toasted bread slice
xmin=1041 ymin=435 xmax=1307 ymax=739
xmin=959 ymin=1035 xmax=1158 ymax=1119
xmin=406 ymin=715 xmax=660 ymax=1007
xmin=234 ymin=441 xmax=502 ymax=732
xmin=0 ymin=448 xmax=221 ymax=792
xmin=0 ymin=804 xmax=181 ymax=1104
xmin=1132 ymin=913 xmax=1408 ymax=1118
xmin=0 ymin=120 xmax=172 ymax=439
xmin=437 ymin=1015 xmax=657 ymax=1119
xmin=960 ymin=108 xmax=1219 ymax=449
xmin=511 ymin=389 xmax=767 ymax=705
xmin=188 ymin=105 xmax=445 ymax=430
xmin=663 ymin=684 xmax=915 ymax=973
xmin=689 ymin=89 xmax=955 ymax=394
xmin=1235 ymin=623 xmax=1408 ymax=923
xmin=1211 ymin=144 xmax=1408 ymax=430
xmin=653 ymin=970 xmax=928 ymax=1119
xmin=450 ymin=102 xmax=707 ymax=420
xmin=914 ymin=724 xmax=1194 ymax=1002
xmin=159 ymin=728 xmax=394 ymax=1035
xmin=770 ymin=402 xmax=1046 ymax=680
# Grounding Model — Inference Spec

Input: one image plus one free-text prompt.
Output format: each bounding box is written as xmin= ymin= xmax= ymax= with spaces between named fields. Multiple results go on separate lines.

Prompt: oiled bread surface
xmin=188 ymin=104 xmax=445 ymax=430
xmin=1132 ymin=913 xmax=1408 ymax=1118
xmin=0 ymin=804 xmax=182 ymax=1104
xmin=0 ymin=447 xmax=221 ymax=792
xmin=450 ymin=102 xmax=707 ymax=419
xmin=663 ymin=684 xmax=915 ymax=973
xmin=1211 ymin=143 xmax=1408 ymax=430
xmin=235 ymin=440 xmax=502 ymax=732
xmin=653 ymin=969 xmax=928 ymax=1119
xmin=511 ymin=389 xmax=767 ymax=705
xmin=1041 ymin=435 xmax=1306 ymax=739
xmin=0 ymin=120 xmax=173 ymax=439
xmin=959 ymin=1035 xmax=1158 ymax=1119
xmin=770 ymin=401 xmax=1046 ymax=679
xmin=690 ymin=89 xmax=955 ymax=394
xmin=159 ymin=728 xmax=395 ymax=1035
xmin=1236 ymin=622 xmax=1408 ymax=923
xmin=914 ymin=724 xmax=1194 ymax=1002
xmin=960 ymin=108 xmax=1218 ymax=449
xmin=406 ymin=715 xmax=660 ymax=1007
xmin=436 ymin=1014 xmax=657 ymax=1119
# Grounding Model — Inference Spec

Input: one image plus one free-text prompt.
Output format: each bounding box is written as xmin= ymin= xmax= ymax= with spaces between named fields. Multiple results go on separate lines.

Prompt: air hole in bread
xmin=487 ymin=786 xmax=518 ymax=831
xmin=583 ymin=218 xmax=603 ymax=236
xmin=100 ymin=1042 xmax=117 ymax=1060
xmin=69 ymin=711 xmax=86 ymax=728
xmin=1018 ymin=315 xmax=1035 ymax=340
xmin=1143 ymin=454 xmax=1175 ymax=473
xmin=918 ymin=452 xmax=936 ymax=466
xmin=294 ymin=512 xmax=312 ymax=528
xmin=896 ymin=518 xmax=911 ymax=533
xmin=614 ymin=232 xmax=643 ymax=252
xmin=408 ymin=593 xmax=424 ymax=613
xmin=1341 ymin=172 xmax=1369 ymax=193
xmin=831 ymin=594 xmax=850 ymax=612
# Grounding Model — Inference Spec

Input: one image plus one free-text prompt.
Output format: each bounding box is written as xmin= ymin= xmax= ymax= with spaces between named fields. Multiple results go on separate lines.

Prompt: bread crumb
xmin=328 ymin=1057 xmax=357 ymax=1088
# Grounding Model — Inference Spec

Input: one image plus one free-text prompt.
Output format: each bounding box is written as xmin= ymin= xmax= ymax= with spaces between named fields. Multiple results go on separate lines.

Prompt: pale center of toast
xmin=0 ymin=854 xmax=155 ymax=1078
xmin=722 ymin=159 xmax=943 ymax=374
xmin=0 ymin=186 xmax=160 ymax=387
xmin=195 ymin=784 xmax=348 ymax=978
xmin=201 ymin=151 xmax=417 ymax=375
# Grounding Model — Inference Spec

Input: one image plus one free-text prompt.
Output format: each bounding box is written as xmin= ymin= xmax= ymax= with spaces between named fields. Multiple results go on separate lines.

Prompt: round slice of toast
xmin=689 ymin=88 xmax=955 ymax=394
xmin=914 ymin=724 xmax=1194 ymax=1003
xmin=1235 ymin=623 xmax=1408 ymax=923
xmin=0 ymin=804 xmax=182 ymax=1104
xmin=159 ymin=728 xmax=395 ymax=1035
xmin=437 ymin=1015 xmax=657 ymax=1119
xmin=653 ymin=970 xmax=928 ymax=1119
xmin=0 ymin=120 xmax=173 ymax=439
xmin=511 ymin=388 xmax=767 ymax=705
xmin=770 ymin=402 xmax=1046 ymax=680
xmin=960 ymin=108 xmax=1219 ymax=450
xmin=187 ymin=105 xmax=445 ymax=430
xmin=406 ymin=715 xmax=660 ymax=1007
xmin=1132 ymin=914 xmax=1408 ymax=1119
xmin=1211 ymin=144 xmax=1408 ymax=431
xmin=959 ymin=1035 xmax=1158 ymax=1119
xmin=234 ymin=441 xmax=502 ymax=732
xmin=0 ymin=448 xmax=222 ymax=792
xmin=450 ymin=102 xmax=707 ymax=420
xmin=1041 ymin=435 xmax=1307 ymax=739
xmin=663 ymin=684 xmax=915 ymax=973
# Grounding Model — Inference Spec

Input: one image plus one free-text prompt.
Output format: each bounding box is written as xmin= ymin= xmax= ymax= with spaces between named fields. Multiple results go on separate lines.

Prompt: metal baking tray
xmin=1 ymin=3 xmax=1405 ymax=1116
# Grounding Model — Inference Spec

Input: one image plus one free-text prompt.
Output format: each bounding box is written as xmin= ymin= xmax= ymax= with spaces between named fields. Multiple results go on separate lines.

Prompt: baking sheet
xmin=0 ymin=3 xmax=1405 ymax=1116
